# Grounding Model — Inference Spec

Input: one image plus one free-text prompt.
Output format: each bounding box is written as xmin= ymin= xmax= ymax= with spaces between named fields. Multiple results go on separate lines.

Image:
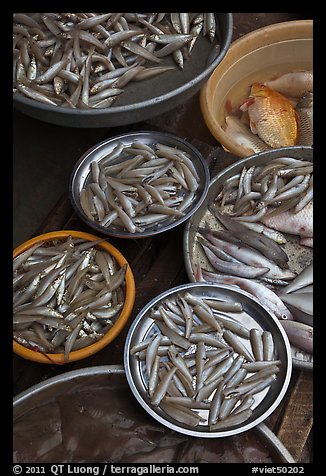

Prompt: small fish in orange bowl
xmin=13 ymin=230 xmax=136 ymax=364
xmin=200 ymin=20 xmax=313 ymax=158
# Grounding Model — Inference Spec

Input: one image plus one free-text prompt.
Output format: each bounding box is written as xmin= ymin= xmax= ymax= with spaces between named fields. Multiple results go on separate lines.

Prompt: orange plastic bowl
xmin=13 ymin=230 xmax=136 ymax=364
xmin=200 ymin=20 xmax=313 ymax=158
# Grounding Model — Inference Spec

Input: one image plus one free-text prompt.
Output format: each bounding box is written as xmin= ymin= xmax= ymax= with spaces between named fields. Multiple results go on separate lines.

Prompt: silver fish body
xmin=279 ymin=292 xmax=313 ymax=326
xmin=81 ymin=141 xmax=199 ymax=233
xmin=224 ymin=115 xmax=270 ymax=155
xmin=202 ymin=272 xmax=294 ymax=321
xmin=200 ymin=229 xmax=296 ymax=281
xmin=210 ymin=207 xmax=289 ymax=268
xmin=280 ymin=320 xmax=313 ymax=354
xmin=13 ymin=237 xmax=127 ymax=360
xmin=278 ymin=263 xmax=313 ymax=294
xmin=201 ymin=243 xmax=270 ymax=279
xmin=130 ymin=289 xmax=282 ymax=430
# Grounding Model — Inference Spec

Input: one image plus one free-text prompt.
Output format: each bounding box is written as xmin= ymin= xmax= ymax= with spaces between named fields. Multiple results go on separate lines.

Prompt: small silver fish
xmin=13 ymin=12 xmax=222 ymax=110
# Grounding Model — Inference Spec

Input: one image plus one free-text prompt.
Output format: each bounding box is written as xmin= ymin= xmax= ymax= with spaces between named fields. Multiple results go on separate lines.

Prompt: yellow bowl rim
xmin=200 ymin=19 xmax=313 ymax=158
xmin=13 ymin=230 xmax=136 ymax=364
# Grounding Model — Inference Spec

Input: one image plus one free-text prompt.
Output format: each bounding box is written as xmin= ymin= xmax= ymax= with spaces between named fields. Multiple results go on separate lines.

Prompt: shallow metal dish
xmin=183 ymin=146 xmax=313 ymax=371
xmin=70 ymin=131 xmax=210 ymax=239
xmin=124 ymin=282 xmax=292 ymax=438
xmin=13 ymin=365 xmax=294 ymax=463
xmin=13 ymin=14 xmax=233 ymax=128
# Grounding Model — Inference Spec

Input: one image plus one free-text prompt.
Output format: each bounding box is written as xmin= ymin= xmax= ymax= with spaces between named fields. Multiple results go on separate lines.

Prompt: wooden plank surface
xmin=13 ymin=12 xmax=313 ymax=464
xmin=276 ymin=372 xmax=313 ymax=461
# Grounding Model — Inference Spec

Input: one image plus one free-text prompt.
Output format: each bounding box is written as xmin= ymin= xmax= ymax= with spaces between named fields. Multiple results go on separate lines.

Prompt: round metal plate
xmin=124 ymin=282 xmax=292 ymax=438
xmin=183 ymin=146 xmax=313 ymax=370
xmin=69 ymin=131 xmax=210 ymax=238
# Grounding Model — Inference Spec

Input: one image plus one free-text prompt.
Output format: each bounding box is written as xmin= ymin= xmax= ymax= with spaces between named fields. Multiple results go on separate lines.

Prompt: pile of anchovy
xmin=79 ymin=140 xmax=200 ymax=233
xmin=13 ymin=13 xmax=219 ymax=109
xmin=130 ymin=291 xmax=280 ymax=430
xmin=13 ymin=236 xmax=127 ymax=362
xmin=216 ymin=157 xmax=313 ymax=221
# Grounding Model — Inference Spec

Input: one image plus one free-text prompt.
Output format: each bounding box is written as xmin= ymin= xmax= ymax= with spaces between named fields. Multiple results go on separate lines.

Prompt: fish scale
xmin=296 ymin=93 xmax=313 ymax=146
xmin=261 ymin=201 xmax=313 ymax=241
xmin=223 ymin=115 xmax=270 ymax=155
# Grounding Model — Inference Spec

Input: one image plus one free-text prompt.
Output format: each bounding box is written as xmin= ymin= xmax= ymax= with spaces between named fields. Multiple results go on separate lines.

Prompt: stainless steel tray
xmin=183 ymin=146 xmax=313 ymax=371
xmin=13 ymin=364 xmax=295 ymax=463
xmin=124 ymin=282 xmax=292 ymax=438
xmin=70 ymin=131 xmax=210 ymax=238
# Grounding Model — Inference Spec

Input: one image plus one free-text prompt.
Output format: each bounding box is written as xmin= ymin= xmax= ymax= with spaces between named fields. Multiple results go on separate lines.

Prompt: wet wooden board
xmin=13 ymin=12 xmax=313 ymax=463
xmin=276 ymin=372 xmax=313 ymax=461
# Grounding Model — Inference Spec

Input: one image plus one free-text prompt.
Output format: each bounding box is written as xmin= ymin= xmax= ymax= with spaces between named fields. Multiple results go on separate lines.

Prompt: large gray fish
xmin=280 ymin=320 xmax=313 ymax=354
xmin=279 ymin=292 xmax=313 ymax=326
xmin=199 ymin=229 xmax=296 ymax=281
xmin=201 ymin=271 xmax=294 ymax=321
xmin=209 ymin=206 xmax=289 ymax=269
xmin=265 ymin=71 xmax=313 ymax=98
xmin=278 ymin=263 xmax=313 ymax=294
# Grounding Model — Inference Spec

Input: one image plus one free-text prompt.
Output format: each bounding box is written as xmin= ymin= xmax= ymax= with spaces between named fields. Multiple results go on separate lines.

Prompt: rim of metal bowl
xmin=13 ymin=14 xmax=233 ymax=118
xmin=69 ymin=130 xmax=210 ymax=238
xmin=13 ymin=363 xmax=295 ymax=463
xmin=124 ymin=282 xmax=293 ymax=438
xmin=13 ymin=365 xmax=125 ymax=406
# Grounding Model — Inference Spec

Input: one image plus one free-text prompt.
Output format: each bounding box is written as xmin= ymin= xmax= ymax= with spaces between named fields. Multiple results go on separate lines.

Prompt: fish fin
xmin=288 ymin=96 xmax=299 ymax=107
xmin=240 ymin=111 xmax=250 ymax=126
xmin=294 ymin=109 xmax=301 ymax=144
xmin=249 ymin=119 xmax=258 ymax=135
xmin=240 ymin=97 xmax=255 ymax=111
xmin=299 ymin=237 xmax=313 ymax=248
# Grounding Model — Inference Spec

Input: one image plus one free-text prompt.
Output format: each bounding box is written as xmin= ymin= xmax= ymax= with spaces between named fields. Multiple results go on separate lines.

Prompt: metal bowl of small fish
xmin=69 ymin=131 xmax=210 ymax=238
xmin=200 ymin=20 xmax=313 ymax=157
xmin=124 ymin=282 xmax=292 ymax=438
xmin=13 ymin=13 xmax=233 ymax=128
xmin=183 ymin=146 xmax=313 ymax=371
xmin=13 ymin=230 xmax=136 ymax=364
